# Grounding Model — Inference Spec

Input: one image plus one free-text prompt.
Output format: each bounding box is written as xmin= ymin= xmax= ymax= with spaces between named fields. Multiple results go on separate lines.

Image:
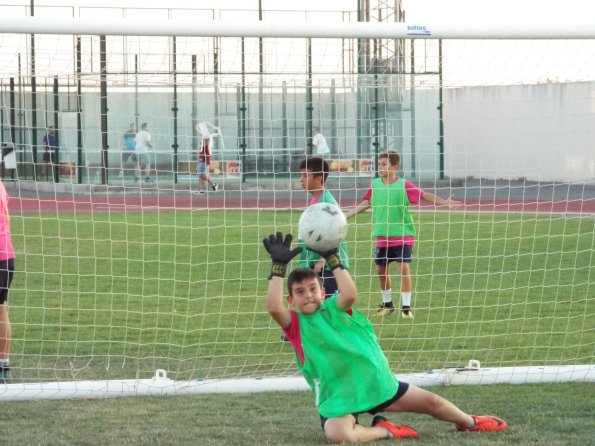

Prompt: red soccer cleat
xmin=456 ymin=415 xmax=507 ymax=432
xmin=372 ymin=415 xmax=419 ymax=439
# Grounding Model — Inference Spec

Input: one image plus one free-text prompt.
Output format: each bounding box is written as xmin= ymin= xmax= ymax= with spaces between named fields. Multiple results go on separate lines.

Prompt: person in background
xmin=345 ymin=151 xmax=461 ymax=319
xmin=42 ymin=125 xmax=58 ymax=180
xmin=119 ymin=123 xmax=137 ymax=178
xmin=0 ymin=181 xmax=15 ymax=383
xmin=134 ymin=122 xmax=153 ymax=183
xmin=312 ymin=126 xmax=331 ymax=157
xmin=193 ymin=132 xmax=219 ymax=195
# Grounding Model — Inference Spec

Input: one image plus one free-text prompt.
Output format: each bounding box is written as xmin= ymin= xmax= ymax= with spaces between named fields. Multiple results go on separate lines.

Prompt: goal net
xmin=0 ymin=13 xmax=593 ymax=400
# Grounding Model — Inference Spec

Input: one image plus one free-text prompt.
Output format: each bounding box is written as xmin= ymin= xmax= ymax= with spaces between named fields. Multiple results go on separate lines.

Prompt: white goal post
xmin=0 ymin=15 xmax=593 ymax=401
xmin=2 ymin=16 xmax=595 ymax=39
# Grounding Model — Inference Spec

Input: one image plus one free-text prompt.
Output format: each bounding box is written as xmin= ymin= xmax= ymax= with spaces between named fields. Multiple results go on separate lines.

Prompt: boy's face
xmin=299 ymin=169 xmax=323 ymax=192
xmin=287 ymin=277 xmax=325 ymax=314
xmin=378 ymin=157 xmax=398 ymax=178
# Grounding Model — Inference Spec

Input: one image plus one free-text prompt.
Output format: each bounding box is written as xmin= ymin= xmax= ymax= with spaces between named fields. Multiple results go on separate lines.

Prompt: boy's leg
xmin=386 ymin=383 xmax=474 ymax=426
xmin=0 ymin=304 xmax=10 ymax=383
xmin=0 ymin=260 xmax=14 ymax=383
xmin=144 ymin=158 xmax=152 ymax=181
xmin=386 ymin=384 xmax=506 ymax=432
xmin=324 ymin=414 xmax=414 ymax=444
xmin=398 ymin=262 xmax=413 ymax=319
xmin=0 ymin=304 xmax=10 ymax=361
xmin=375 ymin=262 xmax=395 ymax=315
xmin=120 ymin=153 xmax=129 ymax=177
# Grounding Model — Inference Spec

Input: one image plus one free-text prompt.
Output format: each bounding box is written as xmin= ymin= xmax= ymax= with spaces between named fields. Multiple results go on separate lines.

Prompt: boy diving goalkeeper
xmin=263 ymin=232 xmax=506 ymax=443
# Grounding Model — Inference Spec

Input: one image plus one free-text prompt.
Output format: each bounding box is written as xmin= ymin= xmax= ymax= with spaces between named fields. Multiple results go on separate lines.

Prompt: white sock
xmin=381 ymin=289 xmax=392 ymax=304
xmin=401 ymin=292 xmax=411 ymax=308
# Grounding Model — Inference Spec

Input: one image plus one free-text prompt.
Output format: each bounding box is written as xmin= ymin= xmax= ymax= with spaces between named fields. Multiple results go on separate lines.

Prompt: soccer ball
xmin=298 ymin=202 xmax=347 ymax=252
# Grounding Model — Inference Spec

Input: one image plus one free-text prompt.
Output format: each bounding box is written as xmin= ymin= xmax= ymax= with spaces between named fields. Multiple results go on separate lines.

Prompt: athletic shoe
xmin=372 ymin=415 xmax=419 ymax=439
xmin=280 ymin=333 xmax=290 ymax=343
xmin=192 ymin=190 xmax=205 ymax=195
xmin=212 ymin=183 xmax=219 ymax=191
xmin=376 ymin=302 xmax=395 ymax=316
xmin=401 ymin=309 xmax=414 ymax=319
xmin=144 ymin=177 xmax=154 ymax=183
xmin=456 ymin=415 xmax=507 ymax=432
xmin=0 ymin=366 xmax=12 ymax=384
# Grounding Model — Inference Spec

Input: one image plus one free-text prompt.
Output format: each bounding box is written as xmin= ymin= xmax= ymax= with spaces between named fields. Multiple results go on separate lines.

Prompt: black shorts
xmin=319 ymin=380 xmax=410 ymax=429
xmin=43 ymin=152 xmax=55 ymax=163
xmin=320 ymin=268 xmax=338 ymax=298
xmin=122 ymin=152 xmax=137 ymax=163
xmin=374 ymin=245 xmax=413 ymax=266
xmin=0 ymin=258 xmax=15 ymax=304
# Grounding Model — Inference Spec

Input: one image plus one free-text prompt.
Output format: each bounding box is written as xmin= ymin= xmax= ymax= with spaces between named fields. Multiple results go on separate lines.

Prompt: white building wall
xmin=444 ymin=82 xmax=595 ymax=182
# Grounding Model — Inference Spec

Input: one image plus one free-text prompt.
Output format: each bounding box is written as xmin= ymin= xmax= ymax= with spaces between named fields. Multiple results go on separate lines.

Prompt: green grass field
xmin=9 ymin=209 xmax=594 ymax=382
xmin=2 ymin=209 xmax=594 ymax=444
xmin=1 ymin=383 xmax=593 ymax=445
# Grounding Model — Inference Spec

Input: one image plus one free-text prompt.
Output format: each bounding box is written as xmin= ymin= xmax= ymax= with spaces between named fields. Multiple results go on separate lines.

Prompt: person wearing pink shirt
xmin=345 ymin=151 xmax=460 ymax=319
xmin=0 ymin=181 xmax=15 ymax=382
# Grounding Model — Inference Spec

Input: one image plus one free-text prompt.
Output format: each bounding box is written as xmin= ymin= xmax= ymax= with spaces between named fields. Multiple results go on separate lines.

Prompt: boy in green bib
xmin=263 ymin=232 xmax=506 ymax=443
xmin=345 ymin=151 xmax=461 ymax=319
xmin=298 ymin=157 xmax=349 ymax=298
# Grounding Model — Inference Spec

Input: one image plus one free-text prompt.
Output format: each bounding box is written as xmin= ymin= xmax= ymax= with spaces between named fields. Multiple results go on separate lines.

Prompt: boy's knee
xmin=325 ymin=429 xmax=353 ymax=444
xmin=324 ymin=418 xmax=357 ymax=444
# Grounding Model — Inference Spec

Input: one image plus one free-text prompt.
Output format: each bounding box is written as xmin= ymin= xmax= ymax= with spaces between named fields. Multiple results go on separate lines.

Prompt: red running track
xmin=8 ymin=191 xmax=595 ymax=214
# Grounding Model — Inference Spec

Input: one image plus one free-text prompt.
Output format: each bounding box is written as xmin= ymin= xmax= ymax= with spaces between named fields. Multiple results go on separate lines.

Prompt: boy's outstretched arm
xmin=263 ymin=232 xmax=303 ymax=329
xmin=314 ymin=248 xmax=357 ymax=310
xmin=421 ymin=191 xmax=462 ymax=209
xmin=334 ymin=267 xmax=357 ymax=310
xmin=267 ymin=276 xmax=290 ymax=328
xmin=344 ymin=199 xmax=371 ymax=219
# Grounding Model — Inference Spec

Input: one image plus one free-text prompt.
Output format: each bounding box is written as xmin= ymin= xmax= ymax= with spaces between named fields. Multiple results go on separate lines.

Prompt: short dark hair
xmin=299 ymin=157 xmax=329 ymax=184
xmin=379 ymin=150 xmax=400 ymax=167
xmin=287 ymin=268 xmax=322 ymax=295
xmin=141 ymin=122 xmax=149 ymax=130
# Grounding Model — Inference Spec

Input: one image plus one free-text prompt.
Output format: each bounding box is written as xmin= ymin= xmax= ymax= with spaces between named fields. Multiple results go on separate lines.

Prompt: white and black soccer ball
xmin=298 ymin=202 xmax=347 ymax=252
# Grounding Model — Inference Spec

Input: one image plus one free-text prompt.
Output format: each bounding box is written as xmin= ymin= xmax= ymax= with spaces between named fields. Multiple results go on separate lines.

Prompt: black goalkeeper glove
xmin=263 ymin=232 xmax=303 ymax=278
xmin=310 ymin=246 xmax=344 ymax=271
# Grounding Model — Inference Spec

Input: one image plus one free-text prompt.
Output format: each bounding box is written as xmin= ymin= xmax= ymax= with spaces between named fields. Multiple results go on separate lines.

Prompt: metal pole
xmin=258 ymin=1 xmax=264 ymax=171
xmin=240 ymin=37 xmax=247 ymax=183
xmin=9 ymin=79 xmax=16 ymax=151
xmin=331 ymin=78 xmax=337 ymax=157
xmin=30 ymin=0 xmax=38 ymax=181
xmin=409 ymin=36 xmax=416 ymax=178
xmin=99 ymin=35 xmax=108 ymax=184
xmin=53 ymin=76 xmax=60 ymax=183
xmin=306 ymin=38 xmax=313 ymax=155
xmin=192 ymin=55 xmax=198 ymax=156
xmin=214 ymin=38 xmax=220 ymax=153
xmin=438 ymin=39 xmax=444 ymax=180
xmin=76 ymin=36 xmax=83 ymax=183
xmin=171 ymin=36 xmax=178 ymax=184
xmin=372 ymin=39 xmax=379 ymax=164
xmin=134 ymin=55 xmax=139 ymax=129
xmin=282 ymin=81 xmax=288 ymax=172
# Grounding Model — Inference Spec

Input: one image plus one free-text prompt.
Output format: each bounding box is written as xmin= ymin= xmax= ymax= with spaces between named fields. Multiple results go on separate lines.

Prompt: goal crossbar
xmin=1 ymin=16 xmax=595 ymax=39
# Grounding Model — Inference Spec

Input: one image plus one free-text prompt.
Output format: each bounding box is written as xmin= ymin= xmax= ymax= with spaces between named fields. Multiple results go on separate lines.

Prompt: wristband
xmin=269 ymin=262 xmax=288 ymax=279
xmin=324 ymin=253 xmax=344 ymax=271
